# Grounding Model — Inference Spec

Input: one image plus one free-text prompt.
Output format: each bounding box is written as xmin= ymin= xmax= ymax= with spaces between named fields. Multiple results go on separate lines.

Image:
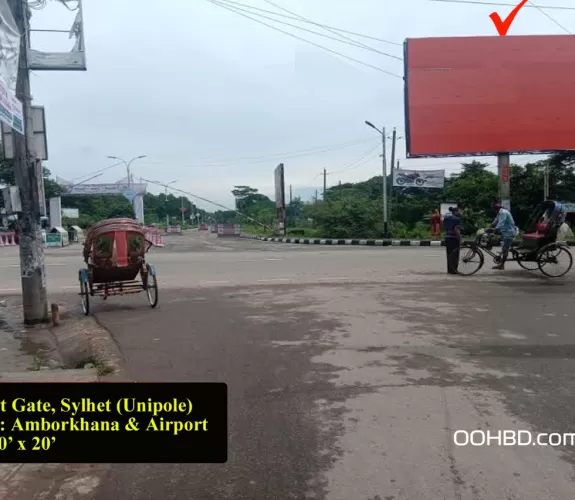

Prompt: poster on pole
xmin=393 ymin=169 xmax=445 ymax=188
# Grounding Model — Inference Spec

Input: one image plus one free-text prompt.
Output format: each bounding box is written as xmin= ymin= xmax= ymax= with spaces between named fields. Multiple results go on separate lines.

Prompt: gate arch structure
xmin=50 ymin=179 xmax=147 ymax=227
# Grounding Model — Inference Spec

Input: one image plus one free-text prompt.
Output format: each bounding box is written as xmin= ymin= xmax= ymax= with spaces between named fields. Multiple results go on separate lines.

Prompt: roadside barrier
xmin=165 ymin=225 xmax=182 ymax=234
xmin=145 ymin=227 xmax=165 ymax=247
xmin=217 ymin=224 xmax=241 ymax=237
xmin=0 ymin=232 xmax=17 ymax=247
xmin=211 ymin=224 xmax=218 ymax=233
xmin=199 ymin=224 xmax=207 ymax=231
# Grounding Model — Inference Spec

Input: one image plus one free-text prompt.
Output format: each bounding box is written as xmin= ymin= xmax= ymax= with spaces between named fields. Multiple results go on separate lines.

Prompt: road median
xmin=239 ymin=234 xmax=575 ymax=248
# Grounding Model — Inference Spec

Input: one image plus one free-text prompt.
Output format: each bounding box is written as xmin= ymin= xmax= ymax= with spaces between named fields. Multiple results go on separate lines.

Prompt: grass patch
xmin=75 ymin=357 xmax=115 ymax=376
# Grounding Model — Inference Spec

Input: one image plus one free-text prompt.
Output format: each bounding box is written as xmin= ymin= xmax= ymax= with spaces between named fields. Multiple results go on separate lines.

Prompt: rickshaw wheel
xmin=80 ymin=279 xmax=90 ymax=315
xmin=453 ymin=243 xmax=484 ymax=276
xmin=537 ymin=244 xmax=573 ymax=277
xmin=145 ymin=264 xmax=159 ymax=308
xmin=516 ymin=252 xmax=539 ymax=271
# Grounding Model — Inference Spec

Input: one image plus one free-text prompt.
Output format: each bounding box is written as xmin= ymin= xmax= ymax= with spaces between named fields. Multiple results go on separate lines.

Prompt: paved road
xmin=3 ymin=231 xmax=575 ymax=499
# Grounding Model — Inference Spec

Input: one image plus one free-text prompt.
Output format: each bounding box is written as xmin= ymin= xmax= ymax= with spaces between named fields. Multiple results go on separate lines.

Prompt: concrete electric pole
xmin=323 ymin=168 xmax=327 ymax=199
xmin=8 ymin=0 xmax=48 ymax=324
xmin=364 ymin=121 xmax=389 ymax=238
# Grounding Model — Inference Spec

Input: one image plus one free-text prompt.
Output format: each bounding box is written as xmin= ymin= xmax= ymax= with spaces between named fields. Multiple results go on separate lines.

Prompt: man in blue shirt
xmin=487 ymin=203 xmax=516 ymax=270
xmin=443 ymin=206 xmax=462 ymax=274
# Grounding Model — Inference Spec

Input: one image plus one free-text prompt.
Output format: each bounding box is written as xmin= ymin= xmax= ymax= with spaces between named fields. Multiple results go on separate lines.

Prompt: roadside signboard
xmin=45 ymin=233 xmax=62 ymax=247
xmin=62 ymin=208 xmax=79 ymax=218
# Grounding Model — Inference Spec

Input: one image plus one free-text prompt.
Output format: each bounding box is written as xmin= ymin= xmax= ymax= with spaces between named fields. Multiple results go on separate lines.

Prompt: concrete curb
xmin=239 ymin=234 xmax=575 ymax=248
xmin=240 ymin=234 xmax=443 ymax=246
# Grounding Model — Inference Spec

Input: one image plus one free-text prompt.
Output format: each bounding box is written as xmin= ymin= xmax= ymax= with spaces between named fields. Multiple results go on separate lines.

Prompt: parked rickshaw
xmin=79 ymin=218 xmax=158 ymax=315
xmin=455 ymin=200 xmax=573 ymax=277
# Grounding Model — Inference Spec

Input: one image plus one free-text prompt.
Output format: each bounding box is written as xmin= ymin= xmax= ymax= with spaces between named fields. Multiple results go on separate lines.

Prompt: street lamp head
xmin=364 ymin=120 xmax=375 ymax=129
xmin=107 ymin=155 xmax=119 ymax=160
xmin=135 ymin=155 xmax=147 ymax=160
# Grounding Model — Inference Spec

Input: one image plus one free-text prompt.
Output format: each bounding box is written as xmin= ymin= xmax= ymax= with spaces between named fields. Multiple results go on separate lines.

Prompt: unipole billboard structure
xmin=403 ymin=34 xmax=575 ymax=210
xmin=274 ymin=163 xmax=286 ymax=235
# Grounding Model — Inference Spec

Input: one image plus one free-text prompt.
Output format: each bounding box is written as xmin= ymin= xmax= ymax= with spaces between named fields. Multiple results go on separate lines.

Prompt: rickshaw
xmin=454 ymin=200 xmax=573 ymax=278
xmin=78 ymin=218 xmax=159 ymax=315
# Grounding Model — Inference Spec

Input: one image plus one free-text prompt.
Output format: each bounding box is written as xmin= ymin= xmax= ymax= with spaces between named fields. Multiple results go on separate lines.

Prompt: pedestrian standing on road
xmin=443 ymin=206 xmax=461 ymax=274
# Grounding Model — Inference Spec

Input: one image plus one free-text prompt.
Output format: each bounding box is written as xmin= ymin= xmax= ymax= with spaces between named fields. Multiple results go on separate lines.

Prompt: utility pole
xmin=389 ymin=127 xmax=397 ymax=227
xmin=288 ymin=185 xmax=292 ymax=228
xmin=323 ymin=168 xmax=327 ymax=199
xmin=315 ymin=189 xmax=318 ymax=204
xmin=381 ymin=126 xmax=389 ymax=238
xmin=181 ymin=196 xmax=185 ymax=226
xmin=544 ymin=165 xmax=549 ymax=201
xmin=9 ymin=0 xmax=48 ymax=324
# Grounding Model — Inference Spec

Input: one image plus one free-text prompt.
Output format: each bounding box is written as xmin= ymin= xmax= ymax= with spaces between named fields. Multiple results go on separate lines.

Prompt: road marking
xmin=257 ymin=278 xmax=291 ymax=282
xmin=199 ymin=280 xmax=231 ymax=284
xmin=316 ymin=277 xmax=352 ymax=281
xmin=0 ymin=288 xmax=19 ymax=292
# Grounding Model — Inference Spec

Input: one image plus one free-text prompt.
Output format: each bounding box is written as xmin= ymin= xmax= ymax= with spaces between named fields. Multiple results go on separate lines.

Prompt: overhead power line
xmin=429 ymin=0 xmax=575 ymax=9
xmin=430 ymin=0 xmax=572 ymax=33
xmin=146 ymin=138 xmax=380 ymax=169
xmin=528 ymin=0 xmax=571 ymax=34
xmin=331 ymin=144 xmax=381 ymax=174
xmin=257 ymin=0 xmax=401 ymax=57
xmin=205 ymin=0 xmax=402 ymax=78
xmin=214 ymin=0 xmax=402 ymax=60
xmin=216 ymin=0 xmax=401 ymax=46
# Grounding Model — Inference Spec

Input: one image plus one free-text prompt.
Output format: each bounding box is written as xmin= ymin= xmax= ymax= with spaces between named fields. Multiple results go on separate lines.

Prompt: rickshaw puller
xmin=485 ymin=203 xmax=516 ymax=270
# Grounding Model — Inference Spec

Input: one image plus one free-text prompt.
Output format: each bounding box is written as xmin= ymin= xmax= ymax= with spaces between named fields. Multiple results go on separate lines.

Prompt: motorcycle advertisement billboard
xmin=392 ymin=169 xmax=445 ymax=188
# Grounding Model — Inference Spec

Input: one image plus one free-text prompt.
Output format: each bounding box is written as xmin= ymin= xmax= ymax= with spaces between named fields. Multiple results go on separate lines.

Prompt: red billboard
xmin=404 ymin=35 xmax=575 ymax=158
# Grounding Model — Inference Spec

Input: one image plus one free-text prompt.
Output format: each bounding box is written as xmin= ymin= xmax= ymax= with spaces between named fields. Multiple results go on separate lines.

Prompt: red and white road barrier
xmin=145 ymin=227 xmax=165 ymax=247
xmin=165 ymin=225 xmax=182 ymax=234
xmin=211 ymin=224 xmax=218 ymax=233
xmin=217 ymin=224 xmax=241 ymax=237
xmin=199 ymin=224 xmax=207 ymax=231
xmin=0 ymin=232 xmax=17 ymax=247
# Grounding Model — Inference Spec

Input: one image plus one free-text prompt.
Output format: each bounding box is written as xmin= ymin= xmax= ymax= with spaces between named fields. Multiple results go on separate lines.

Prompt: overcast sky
xmin=28 ymin=0 xmax=575 ymax=210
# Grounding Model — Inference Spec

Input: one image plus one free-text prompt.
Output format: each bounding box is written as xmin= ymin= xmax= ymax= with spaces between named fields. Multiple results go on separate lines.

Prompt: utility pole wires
xmin=8 ymin=0 xmax=48 ymax=324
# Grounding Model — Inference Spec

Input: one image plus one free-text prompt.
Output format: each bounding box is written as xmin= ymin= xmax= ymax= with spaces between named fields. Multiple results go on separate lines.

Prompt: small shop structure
xmin=68 ymin=225 xmax=85 ymax=243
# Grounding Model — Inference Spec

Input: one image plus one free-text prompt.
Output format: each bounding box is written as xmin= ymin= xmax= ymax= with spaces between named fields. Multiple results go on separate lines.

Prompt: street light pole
xmin=107 ymin=155 xmax=147 ymax=186
xmin=164 ymin=180 xmax=177 ymax=228
xmin=365 ymin=121 xmax=390 ymax=238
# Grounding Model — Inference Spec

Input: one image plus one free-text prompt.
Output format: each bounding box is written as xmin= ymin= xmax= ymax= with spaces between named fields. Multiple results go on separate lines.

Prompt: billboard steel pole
xmin=498 ymin=153 xmax=511 ymax=211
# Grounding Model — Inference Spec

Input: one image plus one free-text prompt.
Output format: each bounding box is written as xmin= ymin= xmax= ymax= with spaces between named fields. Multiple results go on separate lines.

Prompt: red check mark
xmin=489 ymin=0 xmax=529 ymax=36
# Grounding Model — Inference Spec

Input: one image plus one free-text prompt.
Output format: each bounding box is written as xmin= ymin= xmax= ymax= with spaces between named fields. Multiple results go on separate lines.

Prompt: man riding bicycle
xmin=485 ymin=203 xmax=516 ymax=270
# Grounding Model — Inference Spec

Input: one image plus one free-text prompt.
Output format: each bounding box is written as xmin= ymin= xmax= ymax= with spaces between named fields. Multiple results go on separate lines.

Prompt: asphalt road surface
xmin=3 ymin=231 xmax=575 ymax=499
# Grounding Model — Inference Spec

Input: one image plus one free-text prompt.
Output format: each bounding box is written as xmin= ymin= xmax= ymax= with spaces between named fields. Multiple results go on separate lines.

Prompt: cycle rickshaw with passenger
xmin=454 ymin=200 xmax=573 ymax=277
